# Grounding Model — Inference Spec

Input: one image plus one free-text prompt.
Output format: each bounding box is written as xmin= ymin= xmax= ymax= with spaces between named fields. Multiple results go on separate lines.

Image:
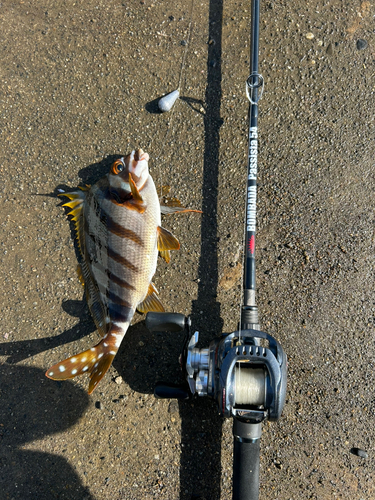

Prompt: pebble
xmin=350 ymin=447 xmax=368 ymax=459
xmin=326 ymin=43 xmax=333 ymax=56
xmin=114 ymin=376 xmax=123 ymax=385
xmin=305 ymin=32 xmax=314 ymax=40
xmin=168 ymin=400 xmax=179 ymax=414
xmin=356 ymin=39 xmax=367 ymax=50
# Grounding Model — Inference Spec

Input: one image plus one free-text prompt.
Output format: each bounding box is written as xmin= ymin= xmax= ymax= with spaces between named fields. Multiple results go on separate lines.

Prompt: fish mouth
xmin=124 ymin=149 xmax=149 ymax=186
xmin=134 ymin=148 xmax=149 ymax=163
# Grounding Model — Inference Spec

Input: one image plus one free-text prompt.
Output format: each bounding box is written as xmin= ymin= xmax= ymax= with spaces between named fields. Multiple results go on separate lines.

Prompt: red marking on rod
xmin=248 ymin=235 xmax=255 ymax=254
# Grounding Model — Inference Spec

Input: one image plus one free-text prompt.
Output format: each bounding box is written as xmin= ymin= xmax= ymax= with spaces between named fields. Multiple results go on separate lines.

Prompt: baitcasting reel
xmin=145 ymin=312 xmax=287 ymax=424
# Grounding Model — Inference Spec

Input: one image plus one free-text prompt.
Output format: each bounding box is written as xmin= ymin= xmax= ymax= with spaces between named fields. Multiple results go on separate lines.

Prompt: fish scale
xmin=46 ymin=149 xmax=186 ymax=394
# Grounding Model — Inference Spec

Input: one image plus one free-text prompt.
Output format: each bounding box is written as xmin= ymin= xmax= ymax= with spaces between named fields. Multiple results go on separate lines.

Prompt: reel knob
xmin=154 ymin=382 xmax=190 ymax=400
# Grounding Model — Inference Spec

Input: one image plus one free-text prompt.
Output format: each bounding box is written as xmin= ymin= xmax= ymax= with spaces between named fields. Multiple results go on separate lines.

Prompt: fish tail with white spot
xmin=45 ymin=323 xmax=127 ymax=394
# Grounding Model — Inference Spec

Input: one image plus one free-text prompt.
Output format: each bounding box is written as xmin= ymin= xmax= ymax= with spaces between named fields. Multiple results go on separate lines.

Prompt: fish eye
xmin=112 ymin=160 xmax=124 ymax=175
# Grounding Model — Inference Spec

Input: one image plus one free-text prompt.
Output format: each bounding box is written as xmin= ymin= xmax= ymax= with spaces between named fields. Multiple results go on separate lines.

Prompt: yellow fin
xmin=68 ymin=207 xmax=82 ymax=218
xmin=128 ymin=173 xmax=143 ymax=202
xmin=137 ymin=283 xmax=165 ymax=313
xmin=157 ymin=226 xmax=180 ymax=252
xmin=62 ymin=199 xmax=82 ymax=209
xmin=159 ymin=250 xmax=171 ymax=263
xmin=160 ymin=205 xmax=202 ymax=215
xmin=159 ymin=190 xmax=202 ymax=215
xmin=58 ymin=192 xmax=81 ymax=201
xmin=59 ymin=190 xmax=86 ymax=258
xmin=76 ymin=264 xmax=85 ymax=285
xmin=123 ymin=174 xmax=146 ymax=213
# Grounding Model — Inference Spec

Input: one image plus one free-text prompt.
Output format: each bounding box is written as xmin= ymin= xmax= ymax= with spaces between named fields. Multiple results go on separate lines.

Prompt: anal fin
xmin=157 ymin=226 xmax=180 ymax=263
xmin=157 ymin=226 xmax=180 ymax=251
xmin=137 ymin=282 xmax=165 ymax=313
xmin=159 ymin=250 xmax=171 ymax=263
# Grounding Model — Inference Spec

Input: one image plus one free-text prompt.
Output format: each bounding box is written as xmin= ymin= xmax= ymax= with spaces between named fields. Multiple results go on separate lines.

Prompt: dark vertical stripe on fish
xmin=106 ymin=214 xmax=144 ymax=246
xmin=107 ymin=290 xmax=132 ymax=308
xmin=107 ymin=271 xmax=135 ymax=290
xmin=104 ymin=187 xmax=132 ymax=205
xmin=107 ymin=246 xmax=139 ymax=272
xmin=108 ymin=303 xmax=133 ymax=324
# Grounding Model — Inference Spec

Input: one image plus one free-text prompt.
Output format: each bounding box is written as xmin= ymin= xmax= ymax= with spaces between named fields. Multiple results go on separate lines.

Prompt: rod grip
xmin=232 ymin=420 xmax=261 ymax=500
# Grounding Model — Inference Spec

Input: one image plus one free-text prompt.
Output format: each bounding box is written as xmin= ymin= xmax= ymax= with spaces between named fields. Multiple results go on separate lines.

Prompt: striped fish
xmin=46 ymin=149 xmax=191 ymax=394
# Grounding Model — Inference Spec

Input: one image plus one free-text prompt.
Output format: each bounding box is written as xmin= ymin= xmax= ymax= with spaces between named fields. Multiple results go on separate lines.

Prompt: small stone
xmin=114 ymin=376 xmax=123 ymax=385
xmin=95 ymin=401 xmax=102 ymax=410
xmin=305 ymin=32 xmax=314 ymax=40
xmin=326 ymin=43 xmax=333 ymax=56
xmin=168 ymin=400 xmax=179 ymax=414
xmin=350 ymin=447 xmax=368 ymax=459
xmin=356 ymin=39 xmax=367 ymax=50
xmin=180 ymin=40 xmax=187 ymax=46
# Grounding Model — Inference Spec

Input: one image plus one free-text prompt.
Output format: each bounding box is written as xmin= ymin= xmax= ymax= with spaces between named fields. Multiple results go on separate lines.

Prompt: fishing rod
xmin=146 ymin=0 xmax=287 ymax=498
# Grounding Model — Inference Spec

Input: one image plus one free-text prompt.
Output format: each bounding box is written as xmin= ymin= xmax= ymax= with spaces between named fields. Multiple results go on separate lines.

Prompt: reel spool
xmin=234 ymin=366 xmax=266 ymax=406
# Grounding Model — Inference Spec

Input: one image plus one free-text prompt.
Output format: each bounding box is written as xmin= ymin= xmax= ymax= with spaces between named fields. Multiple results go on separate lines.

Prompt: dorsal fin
xmin=59 ymin=190 xmax=86 ymax=258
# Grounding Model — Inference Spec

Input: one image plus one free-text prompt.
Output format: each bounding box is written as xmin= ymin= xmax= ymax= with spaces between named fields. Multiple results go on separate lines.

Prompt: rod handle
xmin=232 ymin=420 xmax=261 ymax=500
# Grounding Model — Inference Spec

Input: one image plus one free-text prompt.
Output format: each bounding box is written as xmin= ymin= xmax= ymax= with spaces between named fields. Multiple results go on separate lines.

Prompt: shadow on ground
xmin=0 ymin=363 xmax=93 ymax=500
xmin=1 ymin=3 xmax=226 ymax=498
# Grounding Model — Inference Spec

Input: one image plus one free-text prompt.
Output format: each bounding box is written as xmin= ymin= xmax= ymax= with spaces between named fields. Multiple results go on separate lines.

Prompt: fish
xmin=46 ymin=149 xmax=198 ymax=394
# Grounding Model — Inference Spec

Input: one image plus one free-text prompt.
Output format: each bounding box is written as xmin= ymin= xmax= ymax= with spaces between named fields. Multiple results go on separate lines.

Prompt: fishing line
xmin=155 ymin=0 xmax=195 ymax=200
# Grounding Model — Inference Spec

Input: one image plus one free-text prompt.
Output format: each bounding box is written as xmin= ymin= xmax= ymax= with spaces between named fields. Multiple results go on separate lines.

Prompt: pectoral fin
xmin=158 ymin=190 xmax=202 ymax=215
xmin=160 ymin=205 xmax=202 ymax=215
xmin=137 ymin=283 xmax=165 ymax=313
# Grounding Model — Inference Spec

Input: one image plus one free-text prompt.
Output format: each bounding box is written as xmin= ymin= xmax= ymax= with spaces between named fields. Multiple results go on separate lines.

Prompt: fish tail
xmin=45 ymin=325 xmax=126 ymax=394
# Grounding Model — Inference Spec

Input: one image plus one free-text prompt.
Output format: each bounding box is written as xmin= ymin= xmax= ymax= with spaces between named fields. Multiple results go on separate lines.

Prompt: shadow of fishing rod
xmin=178 ymin=1 xmax=224 ymax=498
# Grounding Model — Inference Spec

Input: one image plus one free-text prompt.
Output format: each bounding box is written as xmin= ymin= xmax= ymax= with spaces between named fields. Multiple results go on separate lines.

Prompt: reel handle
xmin=145 ymin=312 xmax=188 ymax=332
xmin=154 ymin=381 xmax=190 ymax=400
